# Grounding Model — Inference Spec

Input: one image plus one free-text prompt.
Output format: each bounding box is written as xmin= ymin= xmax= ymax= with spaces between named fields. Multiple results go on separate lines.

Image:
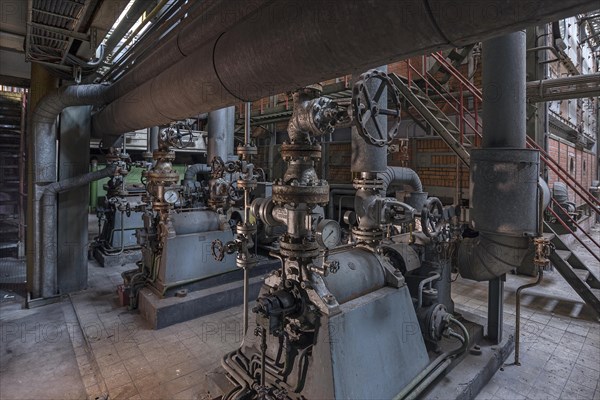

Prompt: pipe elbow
xmin=183 ymin=164 xmax=211 ymax=183
xmin=457 ymin=233 xmax=530 ymax=281
xmin=379 ymin=166 xmax=423 ymax=194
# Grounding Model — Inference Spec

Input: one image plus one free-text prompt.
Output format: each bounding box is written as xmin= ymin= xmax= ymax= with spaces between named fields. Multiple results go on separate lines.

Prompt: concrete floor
xmin=0 ymin=226 xmax=599 ymax=400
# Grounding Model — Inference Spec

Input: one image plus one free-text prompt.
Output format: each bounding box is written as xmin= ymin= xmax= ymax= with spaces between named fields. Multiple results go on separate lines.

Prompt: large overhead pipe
xmin=105 ymin=0 xmax=271 ymax=102
xmin=458 ymin=32 xmax=540 ymax=281
xmin=92 ymin=0 xmax=598 ymax=140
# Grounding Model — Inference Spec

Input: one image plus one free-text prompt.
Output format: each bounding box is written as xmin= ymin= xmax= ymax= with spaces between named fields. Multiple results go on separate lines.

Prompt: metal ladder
xmin=395 ymin=51 xmax=600 ymax=316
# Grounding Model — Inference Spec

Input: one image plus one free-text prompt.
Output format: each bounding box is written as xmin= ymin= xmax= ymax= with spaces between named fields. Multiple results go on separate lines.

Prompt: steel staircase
xmin=395 ymin=51 xmax=600 ymax=316
xmin=0 ymin=91 xmax=26 ymax=259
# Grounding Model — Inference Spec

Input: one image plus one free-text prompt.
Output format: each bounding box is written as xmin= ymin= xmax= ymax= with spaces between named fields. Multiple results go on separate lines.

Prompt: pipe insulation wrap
xmin=457 ymin=234 xmax=530 ymax=281
xmin=184 ymin=164 xmax=211 ymax=182
xmin=32 ymin=84 xmax=111 ymax=299
xmin=40 ymin=165 xmax=117 ymax=298
xmin=92 ymin=0 xmax=598 ymax=139
xmin=379 ymin=166 xmax=423 ymax=193
xmin=105 ymin=0 xmax=271 ymax=102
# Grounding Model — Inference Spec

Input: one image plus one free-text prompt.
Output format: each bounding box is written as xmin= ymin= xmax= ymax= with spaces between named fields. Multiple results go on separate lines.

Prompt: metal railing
xmin=410 ymin=51 xmax=599 ymax=217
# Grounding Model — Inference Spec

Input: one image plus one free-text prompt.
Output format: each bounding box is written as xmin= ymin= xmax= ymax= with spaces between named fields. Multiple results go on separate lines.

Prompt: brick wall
xmin=547 ymin=136 xmax=598 ymax=206
xmin=403 ymin=138 xmax=469 ymax=194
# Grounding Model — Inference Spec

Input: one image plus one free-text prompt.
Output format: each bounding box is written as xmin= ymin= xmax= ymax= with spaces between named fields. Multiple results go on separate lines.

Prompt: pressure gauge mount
xmin=163 ymin=189 xmax=179 ymax=204
xmin=315 ymin=219 xmax=341 ymax=249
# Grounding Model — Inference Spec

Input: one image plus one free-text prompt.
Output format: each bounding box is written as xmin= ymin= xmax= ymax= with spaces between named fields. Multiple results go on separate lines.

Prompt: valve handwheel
xmin=211 ymin=239 xmax=225 ymax=261
xmin=352 ymin=69 xmax=402 ymax=147
xmin=421 ymin=197 xmax=444 ymax=238
xmin=228 ymin=182 xmax=244 ymax=202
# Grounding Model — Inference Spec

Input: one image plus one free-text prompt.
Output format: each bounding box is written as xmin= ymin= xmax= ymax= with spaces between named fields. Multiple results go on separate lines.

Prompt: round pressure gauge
xmin=316 ymin=219 xmax=341 ymax=249
xmin=163 ymin=189 xmax=179 ymax=204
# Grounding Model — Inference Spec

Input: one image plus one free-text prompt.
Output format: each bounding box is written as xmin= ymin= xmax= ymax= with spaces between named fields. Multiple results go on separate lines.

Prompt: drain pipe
xmin=458 ymin=32 xmax=541 ymax=281
xmin=40 ymin=165 xmax=118 ymax=297
xmin=31 ymin=84 xmax=110 ymax=299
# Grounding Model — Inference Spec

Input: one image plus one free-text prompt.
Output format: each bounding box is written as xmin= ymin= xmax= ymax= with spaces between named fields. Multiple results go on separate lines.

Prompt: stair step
xmin=543 ymin=232 xmax=556 ymax=241
xmin=555 ymin=250 xmax=572 ymax=260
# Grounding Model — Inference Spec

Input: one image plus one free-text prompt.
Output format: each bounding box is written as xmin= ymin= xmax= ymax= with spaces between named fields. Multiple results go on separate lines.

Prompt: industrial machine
xmin=122 ymin=110 xmax=278 ymax=328
xmin=92 ymin=147 xmax=147 ymax=267
xmin=207 ymin=73 xmax=475 ymax=399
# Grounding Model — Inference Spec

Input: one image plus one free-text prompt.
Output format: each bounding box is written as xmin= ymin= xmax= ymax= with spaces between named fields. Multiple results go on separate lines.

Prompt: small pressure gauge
xmin=163 ymin=189 xmax=179 ymax=204
xmin=316 ymin=219 xmax=341 ymax=249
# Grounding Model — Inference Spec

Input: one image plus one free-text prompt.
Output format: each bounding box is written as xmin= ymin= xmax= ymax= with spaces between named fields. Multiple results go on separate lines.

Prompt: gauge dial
xmin=163 ymin=189 xmax=179 ymax=204
xmin=316 ymin=219 xmax=341 ymax=249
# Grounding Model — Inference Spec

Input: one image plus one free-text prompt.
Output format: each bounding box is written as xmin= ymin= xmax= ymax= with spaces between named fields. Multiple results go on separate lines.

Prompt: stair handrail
xmin=431 ymin=51 xmax=599 ymax=213
xmin=528 ymin=137 xmax=600 ymax=209
xmin=548 ymin=201 xmax=600 ymax=265
xmin=551 ymin=198 xmax=600 ymax=250
xmin=422 ymin=70 xmax=482 ymax=139
xmin=430 ymin=52 xmax=482 ymax=102
xmin=404 ymin=59 xmax=477 ymax=146
xmin=416 ymin=54 xmax=483 ymax=145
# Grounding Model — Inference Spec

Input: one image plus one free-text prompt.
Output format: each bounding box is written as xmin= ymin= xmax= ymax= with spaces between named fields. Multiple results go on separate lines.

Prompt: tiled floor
xmin=1 ymin=226 xmax=599 ymax=399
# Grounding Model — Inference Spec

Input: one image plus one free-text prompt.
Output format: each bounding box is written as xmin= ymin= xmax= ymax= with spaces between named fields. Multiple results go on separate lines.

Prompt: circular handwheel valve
xmin=421 ymin=197 xmax=445 ymax=238
xmin=352 ymin=69 xmax=402 ymax=147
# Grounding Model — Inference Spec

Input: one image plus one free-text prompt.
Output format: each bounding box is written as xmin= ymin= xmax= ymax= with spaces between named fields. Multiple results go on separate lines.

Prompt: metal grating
xmin=581 ymin=11 xmax=600 ymax=51
xmin=26 ymin=0 xmax=87 ymax=67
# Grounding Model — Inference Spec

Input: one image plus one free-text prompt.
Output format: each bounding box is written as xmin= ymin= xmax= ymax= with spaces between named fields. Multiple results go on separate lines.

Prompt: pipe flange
xmin=272 ymin=184 xmax=329 ymax=206
xmin=236 ymin=222 xmax=257 ymax=237
xmin=279 ymin=237 xmax=320 ymax=258
xmin=280 ymin=143 xmax=322 ymax=160
xmin=237 ymin=178 xmax=257 ymax=190
xmin=152 ymin=150 xmax=176 ymax=161
xmin=236 ymin=144 xmax=258 ymax=157
xmin=236 ymin=253 xmax=259 ymax=269
xmin=353 ymin=177 xmax=384 ymax=191
xmin=352 ymin=227 xmax=384 ymax=243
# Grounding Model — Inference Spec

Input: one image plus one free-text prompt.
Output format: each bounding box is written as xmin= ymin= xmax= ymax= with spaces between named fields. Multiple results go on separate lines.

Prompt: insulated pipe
xmin=378 ymin=166 xmax=423 ymax=193
xmin=482 ymin=31 xmax=527 ymax=148
xmin=103 ymin=0 xmax=153 ymax=57
xmin=459 ymin=32 xmax=539 ymax=281
xmin=105 ymin=0 xmax=270 ymax=102
xmin=183 ymin=164 xmax=211 ymax=187
xmin=31 ymin=84 xmax=110 ymax=298
xmin=149 ymin=126 xmax=159 ymax=152
xmin=92 ymin=0 xmax=598 ymax=138
xmin=40 ymin=165 xmax=117 ymax=297
xmin=207 ymin=106 xmax=235 ymax=163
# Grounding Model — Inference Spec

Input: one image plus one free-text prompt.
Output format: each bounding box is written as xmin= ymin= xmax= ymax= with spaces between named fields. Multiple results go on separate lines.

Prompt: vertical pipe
xmin=27 ymin=63 xmax=57 ymax=298
xmin=90 ymin=159 xmax=98 ymax=211
xmin=208 ymin=106 xmax=235 ymax=162
xmin=482 ymin=31 xmax=527 ymax=149
xmin=244 ymin=102 xmax=251 ymax=146
xmin=242 ymin=101 xmax=252 ymax=334
xmin=481 ymin=31 xmax=527 ymax=343
xmin=150 ymin=126 xmax=159 ymax=153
